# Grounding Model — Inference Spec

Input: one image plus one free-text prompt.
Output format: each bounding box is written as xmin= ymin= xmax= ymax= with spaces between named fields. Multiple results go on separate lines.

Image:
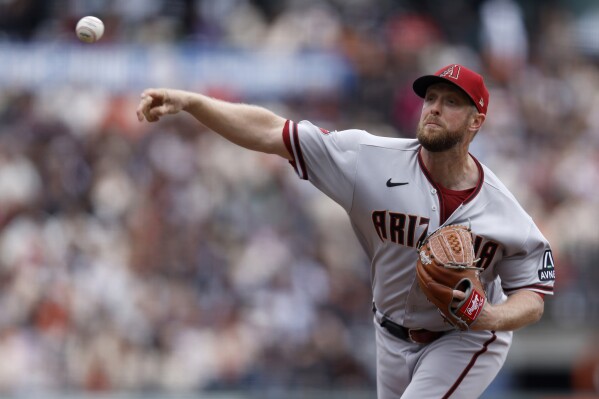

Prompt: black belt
xmin=373 ymin=304 xmax=445 ymax=345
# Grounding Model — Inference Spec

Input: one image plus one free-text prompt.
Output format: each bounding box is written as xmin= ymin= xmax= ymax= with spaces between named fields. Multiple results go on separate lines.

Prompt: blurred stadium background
xmin=0 ymin=0 xmax=598 ymax=398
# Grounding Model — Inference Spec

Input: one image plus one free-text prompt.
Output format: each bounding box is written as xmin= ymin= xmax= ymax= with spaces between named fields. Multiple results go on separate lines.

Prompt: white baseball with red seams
xmin=76 ymin=16 xmax=104 ymax=43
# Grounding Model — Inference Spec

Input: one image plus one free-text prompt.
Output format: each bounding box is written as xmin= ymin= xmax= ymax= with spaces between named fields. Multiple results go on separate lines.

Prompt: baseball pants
xmin=374 ymin=319 xmax=512 ymax=398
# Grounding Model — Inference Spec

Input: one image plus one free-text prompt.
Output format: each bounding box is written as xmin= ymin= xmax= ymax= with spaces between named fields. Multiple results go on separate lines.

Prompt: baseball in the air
xmin=76 ymin=16 xmax=104 ymax=43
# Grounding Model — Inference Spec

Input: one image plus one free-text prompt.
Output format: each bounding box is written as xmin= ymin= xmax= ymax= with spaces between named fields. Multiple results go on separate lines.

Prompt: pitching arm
xmin=454 ymin=289 xmax=544 ymax=331
xmin=136 ymin=88 xmax=291 ymax=160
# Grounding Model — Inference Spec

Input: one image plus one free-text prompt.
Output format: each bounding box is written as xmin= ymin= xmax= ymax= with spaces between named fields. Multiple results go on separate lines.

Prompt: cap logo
xmin=438 ymin=64 xmax=461 ymax=80
xmin=479 ymin=98 xmax=484 ymax=107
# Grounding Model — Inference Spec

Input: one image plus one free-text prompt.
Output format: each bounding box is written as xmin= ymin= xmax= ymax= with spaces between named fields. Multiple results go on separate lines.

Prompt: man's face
xmin=416 ymin=83 xmax=478 ymax=152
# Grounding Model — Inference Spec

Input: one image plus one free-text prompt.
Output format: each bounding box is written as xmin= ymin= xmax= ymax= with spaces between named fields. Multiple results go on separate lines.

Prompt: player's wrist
xmin=178 ymin=91 xmax=193 ymax=112
xmin=470 ymin=303 xmax=495 ymax=330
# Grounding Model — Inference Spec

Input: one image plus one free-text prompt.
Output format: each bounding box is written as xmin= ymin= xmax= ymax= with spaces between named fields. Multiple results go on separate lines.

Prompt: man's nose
xmin=428 ymin=100 xmax=441 ymax=115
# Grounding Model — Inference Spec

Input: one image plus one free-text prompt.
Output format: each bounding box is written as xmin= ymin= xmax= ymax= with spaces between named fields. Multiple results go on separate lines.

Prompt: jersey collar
xmin=416 ymin=146 xmax=484 ymax=218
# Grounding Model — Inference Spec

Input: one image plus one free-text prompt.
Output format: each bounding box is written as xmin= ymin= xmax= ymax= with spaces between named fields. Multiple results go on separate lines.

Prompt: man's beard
xmin=416 ymin=121 xmax=466 ymax=152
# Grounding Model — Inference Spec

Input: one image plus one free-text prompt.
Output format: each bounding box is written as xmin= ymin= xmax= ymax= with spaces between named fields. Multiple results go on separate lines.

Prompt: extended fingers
xmin=136 ymin=88 xmax=163 ymax=122
xmin=136 ymin=96 xmax=152 ymax=122
xmin=136 ymin=90 xmax=153 ymax=122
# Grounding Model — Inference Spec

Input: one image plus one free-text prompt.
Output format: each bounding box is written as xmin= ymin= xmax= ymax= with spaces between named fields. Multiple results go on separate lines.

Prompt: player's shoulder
xmin=480 ymin=162 xmax=532 ymax=218
xmin=475 ymin=162 xmax=549 ymax=249
xmin=360 ymin=134 xmax=419 ymax=151
xmin=297 ymin=120 xmax=418 ymax=150
xmin=480 ymin=164 xmax=517 ymax=198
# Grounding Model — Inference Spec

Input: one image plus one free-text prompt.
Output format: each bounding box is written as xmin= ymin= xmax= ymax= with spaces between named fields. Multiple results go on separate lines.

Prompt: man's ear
xmin=470 ymin=113 xmax=485 ymax=132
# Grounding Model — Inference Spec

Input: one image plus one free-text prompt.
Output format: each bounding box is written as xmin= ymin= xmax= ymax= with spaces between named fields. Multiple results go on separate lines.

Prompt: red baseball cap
xmin=412 ymin=64 xmax=489 ymax=114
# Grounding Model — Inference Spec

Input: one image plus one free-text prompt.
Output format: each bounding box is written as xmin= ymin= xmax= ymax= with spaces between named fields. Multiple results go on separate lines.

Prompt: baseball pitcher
xmin=136 ymin=63 xmax=555 ymax=398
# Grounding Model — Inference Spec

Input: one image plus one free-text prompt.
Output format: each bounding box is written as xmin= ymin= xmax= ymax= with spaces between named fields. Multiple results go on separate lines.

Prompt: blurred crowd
xmin=0 ymin=0 xmax=598 ymax=395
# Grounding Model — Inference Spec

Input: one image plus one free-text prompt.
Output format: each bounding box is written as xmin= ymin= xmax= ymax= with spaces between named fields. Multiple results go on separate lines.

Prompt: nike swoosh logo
xmin=386 ymin=178 xmax=409 ymax=187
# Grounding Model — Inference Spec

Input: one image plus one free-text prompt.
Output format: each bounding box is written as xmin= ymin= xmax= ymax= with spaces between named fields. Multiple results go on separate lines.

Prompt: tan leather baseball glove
xmin=416 ymin=224 xmax=486 ymax=331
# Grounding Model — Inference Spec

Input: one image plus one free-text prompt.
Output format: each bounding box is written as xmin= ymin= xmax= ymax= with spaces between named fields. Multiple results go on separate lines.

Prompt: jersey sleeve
xmin=283 ymin=119 xmax=364 ymax=212
xmin=495 ymin=221 xmax=555 ymax=296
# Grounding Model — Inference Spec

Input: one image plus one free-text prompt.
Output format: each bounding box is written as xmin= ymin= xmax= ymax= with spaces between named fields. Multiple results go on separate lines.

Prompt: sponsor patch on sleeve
xmin=538 ymin=249 xmax=556 ymax=281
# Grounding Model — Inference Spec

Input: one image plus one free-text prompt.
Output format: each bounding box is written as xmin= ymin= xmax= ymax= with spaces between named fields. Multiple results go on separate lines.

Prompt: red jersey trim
xmin=503 ymin=284 xmax=554 ymax=295
xmin=464 ymin=155 xmax=484 ymax=205
xmin=282 ymin=120 xmax=298 ymax=174
xmin=282 ymin=120 xmax=308 ymax=180
xmin=293 ymin=121 xmax=309 ymax=179
xmin=417 ymin=147 xmax=484 ymax=223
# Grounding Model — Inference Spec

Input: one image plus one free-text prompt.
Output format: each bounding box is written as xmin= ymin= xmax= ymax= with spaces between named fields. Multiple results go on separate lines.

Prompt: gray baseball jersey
xmin=282 ymin=119 xmax=555 ymax=398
